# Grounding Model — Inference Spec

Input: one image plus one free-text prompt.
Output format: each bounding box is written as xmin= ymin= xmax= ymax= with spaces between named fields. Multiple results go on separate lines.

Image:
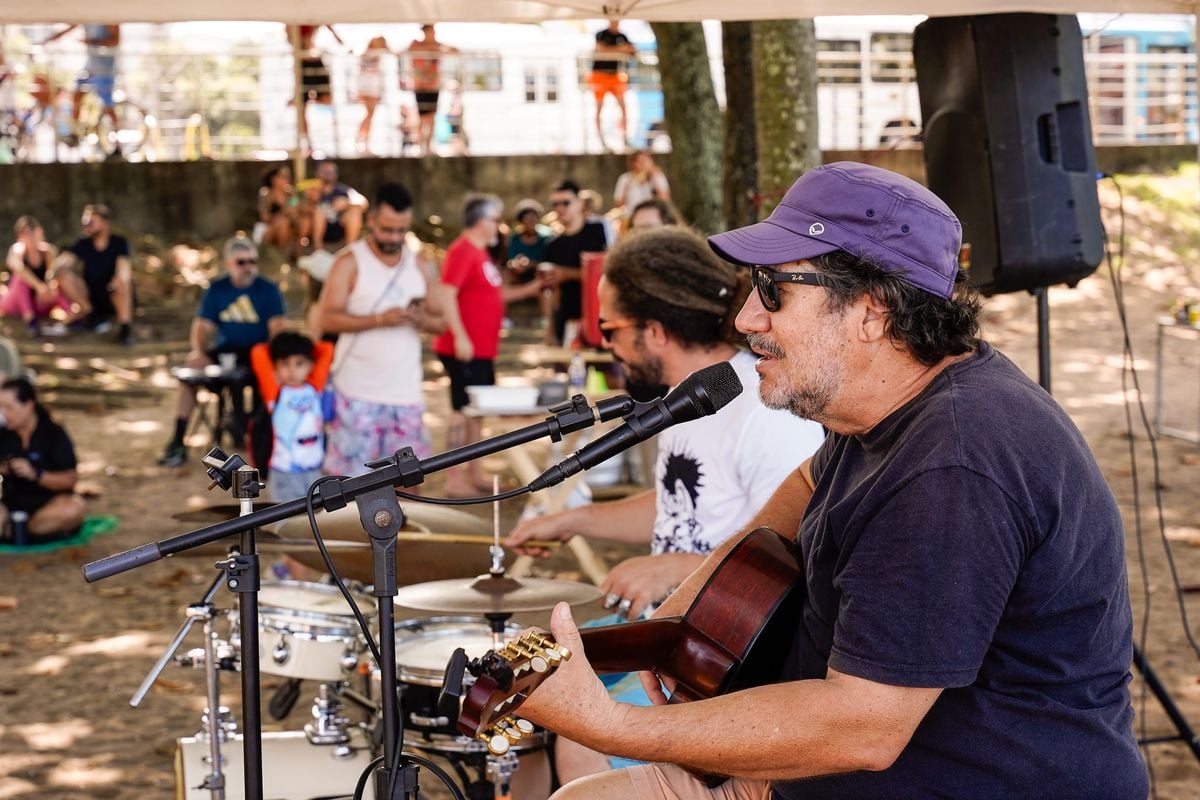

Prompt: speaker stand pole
xmin=1133 ymin=644 xmax=1200 ymax=763
xmin=1035 ymin=287 xmax=1051 ymax=393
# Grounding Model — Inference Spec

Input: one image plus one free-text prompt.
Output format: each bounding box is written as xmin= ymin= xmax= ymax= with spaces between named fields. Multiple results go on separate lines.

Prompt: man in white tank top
xmin=318 ymin=182 xmax=446 ymax=476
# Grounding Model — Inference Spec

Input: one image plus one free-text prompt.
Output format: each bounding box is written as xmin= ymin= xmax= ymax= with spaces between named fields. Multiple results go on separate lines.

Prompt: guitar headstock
xmin=455 ymin=630 xmax=571 ymax=754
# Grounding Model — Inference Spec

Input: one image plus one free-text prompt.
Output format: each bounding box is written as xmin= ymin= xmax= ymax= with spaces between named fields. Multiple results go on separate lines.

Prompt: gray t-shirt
xmin=775 ymin=342 xmax=1146 ymax=800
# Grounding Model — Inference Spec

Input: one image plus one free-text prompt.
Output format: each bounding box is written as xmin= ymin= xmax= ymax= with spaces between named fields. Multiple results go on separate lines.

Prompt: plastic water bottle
xmin=568 ymin=352 xmax=587 ymax=391
xmin=10 ymin=510 xmax=29 ymax=547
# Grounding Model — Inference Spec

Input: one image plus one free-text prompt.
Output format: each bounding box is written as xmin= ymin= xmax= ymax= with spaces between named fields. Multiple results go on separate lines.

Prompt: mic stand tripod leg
xmin=130 ymin=569 xmax=225 ymax=708
xmin=198 ymin=601 xmax=229 ymax=799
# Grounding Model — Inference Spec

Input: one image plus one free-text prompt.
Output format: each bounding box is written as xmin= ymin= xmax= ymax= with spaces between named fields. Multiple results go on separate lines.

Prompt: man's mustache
xmin=747 ymin=334 xmax=784 ymax=359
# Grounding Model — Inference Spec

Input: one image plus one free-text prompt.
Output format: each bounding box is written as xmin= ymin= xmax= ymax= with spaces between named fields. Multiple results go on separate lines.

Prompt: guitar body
xmin=457 ymin=527 xmax=804 ymax=782
xmin=579 ymin=527 xmax=803 ymax=784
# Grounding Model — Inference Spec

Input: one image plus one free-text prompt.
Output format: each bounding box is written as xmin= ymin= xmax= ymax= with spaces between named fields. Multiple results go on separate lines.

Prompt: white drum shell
xmin=258 ymin=581 xmax=374 ymax=682
xmin=174 ymin=729 xmax=375 ymax=800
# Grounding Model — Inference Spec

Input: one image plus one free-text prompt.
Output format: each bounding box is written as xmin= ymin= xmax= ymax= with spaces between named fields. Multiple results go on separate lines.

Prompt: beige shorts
xmin=626 ymin=764 xmax=771 ymax=800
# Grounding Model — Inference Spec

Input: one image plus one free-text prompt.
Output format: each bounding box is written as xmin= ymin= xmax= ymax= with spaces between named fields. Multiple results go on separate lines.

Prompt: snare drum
xmin=383 ymin=616 xmax=548 ymax=752
xmin=258 ymin=581 xmax=374 ymax=682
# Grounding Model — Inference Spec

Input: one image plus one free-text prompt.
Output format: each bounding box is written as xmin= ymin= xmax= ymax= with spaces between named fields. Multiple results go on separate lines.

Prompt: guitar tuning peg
xmin=499 ymin=717 xmax=526 ymax=740
xmin=507 ymin=717 xmax=535 ymax=736
xmin=485 ymin=731 xmax=511 ymax=755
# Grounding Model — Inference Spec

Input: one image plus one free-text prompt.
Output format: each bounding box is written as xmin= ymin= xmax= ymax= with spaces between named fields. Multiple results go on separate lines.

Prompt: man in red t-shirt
xmin=435 ymin=194 xmax=547 ymax=495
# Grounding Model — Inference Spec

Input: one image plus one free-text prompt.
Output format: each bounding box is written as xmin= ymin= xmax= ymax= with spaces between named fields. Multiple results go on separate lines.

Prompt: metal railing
xmin=0 ymin=40 xmax=1196 ymax=163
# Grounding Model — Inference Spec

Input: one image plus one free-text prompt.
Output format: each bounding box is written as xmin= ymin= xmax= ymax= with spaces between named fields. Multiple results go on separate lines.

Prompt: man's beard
xmin=373 ymin=236 xmax=404 ymax=255
xmin=746 ymin=331 xmax=840 ymax=421
xmin=623 ymin=331 xmax=664 ymax=387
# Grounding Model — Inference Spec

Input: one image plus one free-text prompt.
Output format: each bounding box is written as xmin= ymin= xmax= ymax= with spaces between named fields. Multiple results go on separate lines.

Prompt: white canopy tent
xmin=9 ymin=0 xmax=1200 ymax=23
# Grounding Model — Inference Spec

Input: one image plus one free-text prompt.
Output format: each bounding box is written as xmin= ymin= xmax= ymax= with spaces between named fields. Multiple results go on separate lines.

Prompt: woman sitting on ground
xmin=0 ymin=377 xmax=85 ymax=542
xmin=1 ymin=216 xmax=76 ymax=334
xmin=256 ymin=165 xmax=298 ymax=257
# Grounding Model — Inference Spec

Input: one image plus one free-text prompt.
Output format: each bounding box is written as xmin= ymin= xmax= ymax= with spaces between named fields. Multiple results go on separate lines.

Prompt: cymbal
xmin=393 ymin=573 xmax=602 ymax=614
xmin=280 ymin=504 xmax=496 ymax=586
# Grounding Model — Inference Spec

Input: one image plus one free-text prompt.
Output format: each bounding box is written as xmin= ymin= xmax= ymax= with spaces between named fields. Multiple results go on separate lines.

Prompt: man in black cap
xmin=516 ymin=162 xmax=1146 ymax=800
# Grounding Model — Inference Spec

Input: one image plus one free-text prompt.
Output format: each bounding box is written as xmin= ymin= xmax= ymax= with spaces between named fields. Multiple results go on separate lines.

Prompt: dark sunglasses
xmin=551 ymin=199 xmax=574 ymax=208
xmin=750 ymin=265 xmax=832 ymax=312
xmin=598 ymin=316 xmax=640 ymax=342
xmin=234 ymin=257 xmax=258 ymax=266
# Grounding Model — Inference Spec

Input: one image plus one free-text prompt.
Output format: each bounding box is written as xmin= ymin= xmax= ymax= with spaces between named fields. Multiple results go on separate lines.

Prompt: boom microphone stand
xmin=84 ymin=394 xmax=632 ymax=799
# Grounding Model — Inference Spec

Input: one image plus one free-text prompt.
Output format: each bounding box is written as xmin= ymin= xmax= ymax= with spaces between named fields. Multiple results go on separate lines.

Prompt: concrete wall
xmin=0 ymin=154 xmax=635 ymax=249
xmin=0 ymin=144 xmax=1192 ymax=248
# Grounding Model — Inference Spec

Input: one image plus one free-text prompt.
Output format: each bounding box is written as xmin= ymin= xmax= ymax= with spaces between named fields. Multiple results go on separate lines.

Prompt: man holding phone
xmin=319 ymin=182 xmax=446 ymax=476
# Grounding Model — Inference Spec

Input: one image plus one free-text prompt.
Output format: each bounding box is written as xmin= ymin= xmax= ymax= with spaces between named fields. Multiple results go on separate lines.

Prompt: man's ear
xmin=643 ymin=318 xmax=669 ymax=348
xmin=857 ymin=291 xmax=889 ymax=343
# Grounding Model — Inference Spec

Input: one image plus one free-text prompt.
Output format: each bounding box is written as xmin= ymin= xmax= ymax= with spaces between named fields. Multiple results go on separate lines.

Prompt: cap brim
xmin=708 ymin=220 xmax=840 ymax=266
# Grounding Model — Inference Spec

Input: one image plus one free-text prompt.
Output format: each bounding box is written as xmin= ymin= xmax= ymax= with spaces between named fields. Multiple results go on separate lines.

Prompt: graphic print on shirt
xmin=484 ymin=259 xmax=503 ymax=287
xmin=218 ymin=294 xmax=262 ymax=325
xmin=651 ymin=448 xmax=707 ymax=553
xmin=272 ymin=387 xmax=325 ymax=473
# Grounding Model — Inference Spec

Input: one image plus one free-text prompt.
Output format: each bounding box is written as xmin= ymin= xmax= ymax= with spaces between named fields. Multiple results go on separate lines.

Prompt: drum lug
xmin=339 ymin=648 xmax=359 ymax=673
xmin=409 ymin=712 xmax=451 ymax=728
xmin=272 ymin=638 xmax=290 ymax=666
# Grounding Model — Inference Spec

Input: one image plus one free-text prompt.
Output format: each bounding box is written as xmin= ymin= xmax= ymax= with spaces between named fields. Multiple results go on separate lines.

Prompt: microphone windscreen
xmin=675 ymin=361 xmax=742 ymax=419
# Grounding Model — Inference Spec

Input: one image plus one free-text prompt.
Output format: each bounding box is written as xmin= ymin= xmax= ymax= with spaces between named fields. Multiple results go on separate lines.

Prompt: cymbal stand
xmin=178 ymin=604 xmax=240 ymax=799
xmin=130 ymin=568 xmax=238 ymax=800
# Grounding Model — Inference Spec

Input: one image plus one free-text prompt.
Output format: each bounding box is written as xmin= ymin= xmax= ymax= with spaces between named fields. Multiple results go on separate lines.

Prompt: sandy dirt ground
xmin=2 ymin=174 xmax=1200 ymax=799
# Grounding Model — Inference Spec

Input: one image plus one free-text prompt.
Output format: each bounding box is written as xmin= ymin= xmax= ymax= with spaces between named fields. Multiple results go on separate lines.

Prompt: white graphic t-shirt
xmin=650 ymin=350 xmax=826 ymax=555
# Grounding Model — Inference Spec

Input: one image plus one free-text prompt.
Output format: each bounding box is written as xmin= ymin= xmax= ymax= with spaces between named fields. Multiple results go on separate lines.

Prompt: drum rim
xmin=390 ymin=615 xmax=522 ymax=685
xmin=259 ymin=579 xmax=376 ymax=624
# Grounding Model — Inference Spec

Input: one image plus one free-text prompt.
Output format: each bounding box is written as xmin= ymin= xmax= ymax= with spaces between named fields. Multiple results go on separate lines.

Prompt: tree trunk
xmin=752 ymin=20 xmax=820 ymax=218
xmin=650 ymin=22 xmax=724 ymax=234
xmin=722 ymin=22 xmax=758 ymax=230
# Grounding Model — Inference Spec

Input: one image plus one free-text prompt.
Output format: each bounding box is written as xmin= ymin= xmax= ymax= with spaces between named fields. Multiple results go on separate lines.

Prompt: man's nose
xmin=735 ymin=290 xmax=770 ymax=335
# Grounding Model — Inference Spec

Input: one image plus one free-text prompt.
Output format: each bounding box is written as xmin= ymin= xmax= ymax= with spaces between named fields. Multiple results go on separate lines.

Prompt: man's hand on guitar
xmin=514 ymin=602 xmax=626 ymax=746
xmin=601 ymin=552 xmax=704 ymax=620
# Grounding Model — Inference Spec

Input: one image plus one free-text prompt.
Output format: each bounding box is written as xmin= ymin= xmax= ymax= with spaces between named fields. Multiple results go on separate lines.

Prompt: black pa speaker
xmin=914 ymin=14 xmax=1104 ymax=295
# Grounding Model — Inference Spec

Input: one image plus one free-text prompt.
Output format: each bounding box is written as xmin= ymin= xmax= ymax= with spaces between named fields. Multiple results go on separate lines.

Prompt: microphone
xmin=528 ymin=361 xmax=742 ymax=492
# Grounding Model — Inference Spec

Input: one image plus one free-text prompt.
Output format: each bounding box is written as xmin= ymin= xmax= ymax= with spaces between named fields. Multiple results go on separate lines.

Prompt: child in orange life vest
xmin=251 ymin=332 xmax=334 ymax=580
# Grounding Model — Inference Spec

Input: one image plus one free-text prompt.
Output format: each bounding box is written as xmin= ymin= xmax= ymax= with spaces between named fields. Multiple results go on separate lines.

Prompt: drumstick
xmin=395 ymin=531 xmax=561 ymax=549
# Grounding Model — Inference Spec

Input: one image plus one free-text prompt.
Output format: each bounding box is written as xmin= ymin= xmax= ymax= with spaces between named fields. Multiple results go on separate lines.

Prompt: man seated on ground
xmin=54 ymin=203 xmax=134 ymax=344
xmin=159 ymin=235 xmax=286 ymax=467
xmin=311 ymin=161 xmax=367 ymax=253
xmin=0 ymin=377 xmax=85 ymax=542
xmin=508 ymin=227 xmax=826 ymax=785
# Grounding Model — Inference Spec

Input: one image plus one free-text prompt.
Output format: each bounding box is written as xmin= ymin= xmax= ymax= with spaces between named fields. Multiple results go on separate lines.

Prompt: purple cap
xmin=708 ymin=162 xmax=962 ymax=299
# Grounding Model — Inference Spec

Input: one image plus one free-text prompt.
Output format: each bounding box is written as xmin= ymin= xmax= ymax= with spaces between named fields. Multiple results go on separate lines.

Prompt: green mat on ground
xmin=0 ymin=515 xmax=120 ymax=553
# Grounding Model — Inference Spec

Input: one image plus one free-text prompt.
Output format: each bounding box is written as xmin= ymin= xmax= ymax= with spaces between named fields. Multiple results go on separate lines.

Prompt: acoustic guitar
xmin=456 ymin=527 xmax=804 ymax=783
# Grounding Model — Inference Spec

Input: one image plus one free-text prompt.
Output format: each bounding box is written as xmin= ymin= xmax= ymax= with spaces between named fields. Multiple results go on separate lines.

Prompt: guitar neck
xmin=580 ymin=617 xmax=685 ymax=675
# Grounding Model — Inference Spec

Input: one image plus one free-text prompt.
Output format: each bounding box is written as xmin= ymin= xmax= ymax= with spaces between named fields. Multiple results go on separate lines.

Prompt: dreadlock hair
xmin=604 ymin=227 xmax=751 ymax=348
